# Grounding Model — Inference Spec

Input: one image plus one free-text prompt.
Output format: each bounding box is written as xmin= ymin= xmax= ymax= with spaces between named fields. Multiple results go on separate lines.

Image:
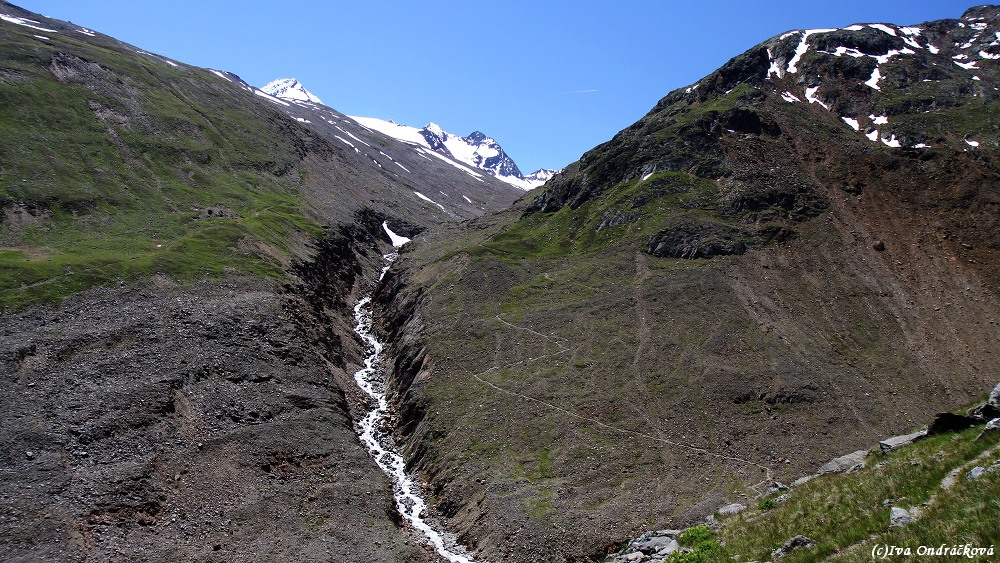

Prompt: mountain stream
xmin=351 ymin=222 xmax=477 ymax=563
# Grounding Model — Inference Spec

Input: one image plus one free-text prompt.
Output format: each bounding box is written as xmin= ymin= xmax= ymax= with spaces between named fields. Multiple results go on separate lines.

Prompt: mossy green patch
xmin=0 ymin=29 xmax=323 ymax=309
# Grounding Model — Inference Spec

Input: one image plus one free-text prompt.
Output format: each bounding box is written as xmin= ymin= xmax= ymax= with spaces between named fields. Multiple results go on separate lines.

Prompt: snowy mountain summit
xmin=350 ymin=116 xmax=559 ymax=190
xmin=258 ymin=77 xmax=558 ymax=189
xmin=260 ymin=78 xmax=322 ymax=104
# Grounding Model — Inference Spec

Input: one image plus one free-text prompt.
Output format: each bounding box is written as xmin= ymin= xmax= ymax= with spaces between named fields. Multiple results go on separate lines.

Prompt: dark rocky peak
xmin=466 ymin=131 xmax=489 ymax=144
xmin=526 ymin=2 xmax=1000 ymax=263
xmin=963 ymin=5 xmax=1000 ymax=20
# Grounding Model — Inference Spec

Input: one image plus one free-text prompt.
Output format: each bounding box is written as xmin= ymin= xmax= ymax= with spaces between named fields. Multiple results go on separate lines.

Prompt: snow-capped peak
xmin=260 ymin=78 xmax=322 ymax=104
xmin=424 ymin=122 xmax=444 ymax=137
xmin=347 ymin=115 xmax=556 ymax=190
xmin=524 ymin=168 xmax=560 ymax=185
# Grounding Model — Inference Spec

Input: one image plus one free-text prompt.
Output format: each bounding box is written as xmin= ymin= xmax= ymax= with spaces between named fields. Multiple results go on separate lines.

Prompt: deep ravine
xmin=351 ymin=222 xmax=478 ymax=563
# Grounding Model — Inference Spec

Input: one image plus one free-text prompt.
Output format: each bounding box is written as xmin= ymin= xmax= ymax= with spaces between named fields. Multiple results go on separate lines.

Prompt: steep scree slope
xmin=372 ymin=6 xmax=1000 ymax=561
xmin=0 ymin=1 xmax=518 ymax=561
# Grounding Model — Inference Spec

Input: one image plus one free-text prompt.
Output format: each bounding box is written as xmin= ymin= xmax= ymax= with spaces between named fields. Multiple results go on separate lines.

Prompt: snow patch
xmin=76 ymin=27 xmax=95 ymax=37
xmin=209 ymin=69 xmax=231 ymax=81
xmin=873 ymin=48 xmax=914 ymax=65
xmin=804 ymin=86 xmax=829 ymax=109
xmin=413 ymin=191 xmax=446 ymax=211
xmin=766 ymin=48 xmax=783 ymax=79
xmin=781 ymin=91 xmax=801 ymax=103
xmin=418 ymin=148 xmax=486 ymax=181
xmin=870 ymin=115 xmax=889 ymax=125
xmin=866 ymin=130 xmax=880 ymax=142
xmin=843 ymin=25 xmax=864 ymax=31
xmin=980 ymin=50 xmax=1000 ymax=60
xmin=900 ymin=27 xmax=922 ymax=36
xmin=350 ymin=116 xmax=430 ymax=147
xmin=841 ymin=117 xmax=860 ymax=131
xmin=787 ymin=29 xmax=838 ymax=74
xmin=881 ymin=134 xmax=901 ymax=148
xmin=966 ymin=139 xmax=980 ymax=147
xmin=832 ymin=46 xmax=865 ymax=58
xmin=163 ymin=59 xmax=179 ymax=68
xmin=956 ymin=60 xmax=980 ymax=70
xmin=382 ymin=222 xmax=411 ymax=247
xmin=334 ymin=135 xmax=360 ymax=153
xmin=928 ymin=44 xmax=940 ymax=54
xmin=295 ymin=117 xmax=311 ymax=124
xmin=254 ymin=89 xmax=290 ymax=107
xmin=869 ymin=24 xmax=897 ymax=36
xmin=334 ymin=126 xmax=372 ymax=147
xmin=864 ymin=67 xmax=882 ymax=90
xmin=462 ymin=195 xmax=472 ymax=204
xmin=0 ymin=13 xmax=57 ymax=32
xmin=913 ymin=143 xmax=931 ymax=149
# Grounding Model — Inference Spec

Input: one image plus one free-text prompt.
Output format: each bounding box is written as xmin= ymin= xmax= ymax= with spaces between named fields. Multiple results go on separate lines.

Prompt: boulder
xmin=967 ymin=466 xmax=986 ymax=480
xmin=976 ymin=418 xmax=1000 ymax=441
xmin=990 ymin=381 xmax=1000 ymax=408
xmin=890 ymin=507 xmax=916 ymax=527
xmin=818 ymin=449 xmax=868 ymax=474
xmin=631 ymin=534 xmax=680 ymax=555
xmin=927 ymin=412 xmax=979 ymax=435
xmin=764 ymin=482 xmax=789 ymax=496
xmin=717 ymin=502 xmax=747 ymax=516
xmin=656 ymin=539 xmax=681 ymax=556
xmin=879 ymin=430 xmax=926 ymax=454
xmin=772 ymin=535 xmax=814 ymax=558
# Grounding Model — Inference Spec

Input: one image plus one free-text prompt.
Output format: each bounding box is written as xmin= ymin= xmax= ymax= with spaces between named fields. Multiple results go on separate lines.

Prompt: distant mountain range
xmin=259 ymin=78 xmax=559 ymax=190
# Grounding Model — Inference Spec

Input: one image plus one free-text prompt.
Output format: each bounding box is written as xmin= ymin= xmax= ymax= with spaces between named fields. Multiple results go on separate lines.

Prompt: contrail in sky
xmin=561 ymin=89 xmax=598 ymax=94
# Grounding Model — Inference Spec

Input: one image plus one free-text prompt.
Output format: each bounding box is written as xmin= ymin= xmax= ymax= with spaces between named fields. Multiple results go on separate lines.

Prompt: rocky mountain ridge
xmin=367 ymin=4 xmax=1000 ymax=561
xmin=258 ymin=75 xmax=559 ymax=191
xmin=349 ymin=114 xmax=561 ymax=190
xmin=3 ymin=1 xmax=1000 ymax=562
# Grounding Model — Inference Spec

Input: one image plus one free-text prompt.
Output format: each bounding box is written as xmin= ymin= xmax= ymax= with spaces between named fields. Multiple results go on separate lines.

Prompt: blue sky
xmin=16 ymin=1 xmax=975 ymax=172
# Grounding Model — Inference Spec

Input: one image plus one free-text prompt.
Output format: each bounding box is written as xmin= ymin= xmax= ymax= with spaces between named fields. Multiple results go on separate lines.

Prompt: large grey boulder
xmin=818 ymin=449 xmax=868 ymax=474
xmin=890 ymin=506 xmax=917 ymax=527
xmin=879 ymin=430 xmax=927 ymax=454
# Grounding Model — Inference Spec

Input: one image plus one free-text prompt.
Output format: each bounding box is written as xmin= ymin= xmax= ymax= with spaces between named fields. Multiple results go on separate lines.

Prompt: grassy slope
xmin=687 ymin=424 xmax=1000 ymax=562
xmin=382 ymin=24 xmax=1000 ymax=559
xmin=0 ymin=22 xmax=325 ymax=310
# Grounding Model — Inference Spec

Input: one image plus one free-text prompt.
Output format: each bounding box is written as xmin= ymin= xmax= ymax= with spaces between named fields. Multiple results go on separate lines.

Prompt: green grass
xmin=712 ymin=427 xmax=1000 ymax=562
xmin=0 ymin=26 xmax=324 ymax=309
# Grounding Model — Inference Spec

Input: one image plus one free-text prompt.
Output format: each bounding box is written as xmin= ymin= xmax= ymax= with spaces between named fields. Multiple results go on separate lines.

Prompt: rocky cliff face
xmin=371 ymin=6 xmax=1000 ymax=561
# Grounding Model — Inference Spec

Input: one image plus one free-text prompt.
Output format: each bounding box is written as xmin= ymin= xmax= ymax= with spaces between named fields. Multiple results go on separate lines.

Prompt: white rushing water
xmin=352 ymin=222 xmax=477 ymax=563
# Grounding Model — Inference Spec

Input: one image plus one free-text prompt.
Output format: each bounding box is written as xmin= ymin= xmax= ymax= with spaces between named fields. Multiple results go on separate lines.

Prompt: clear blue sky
xmin=15 ymin=1 xmax=976 ymax=172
